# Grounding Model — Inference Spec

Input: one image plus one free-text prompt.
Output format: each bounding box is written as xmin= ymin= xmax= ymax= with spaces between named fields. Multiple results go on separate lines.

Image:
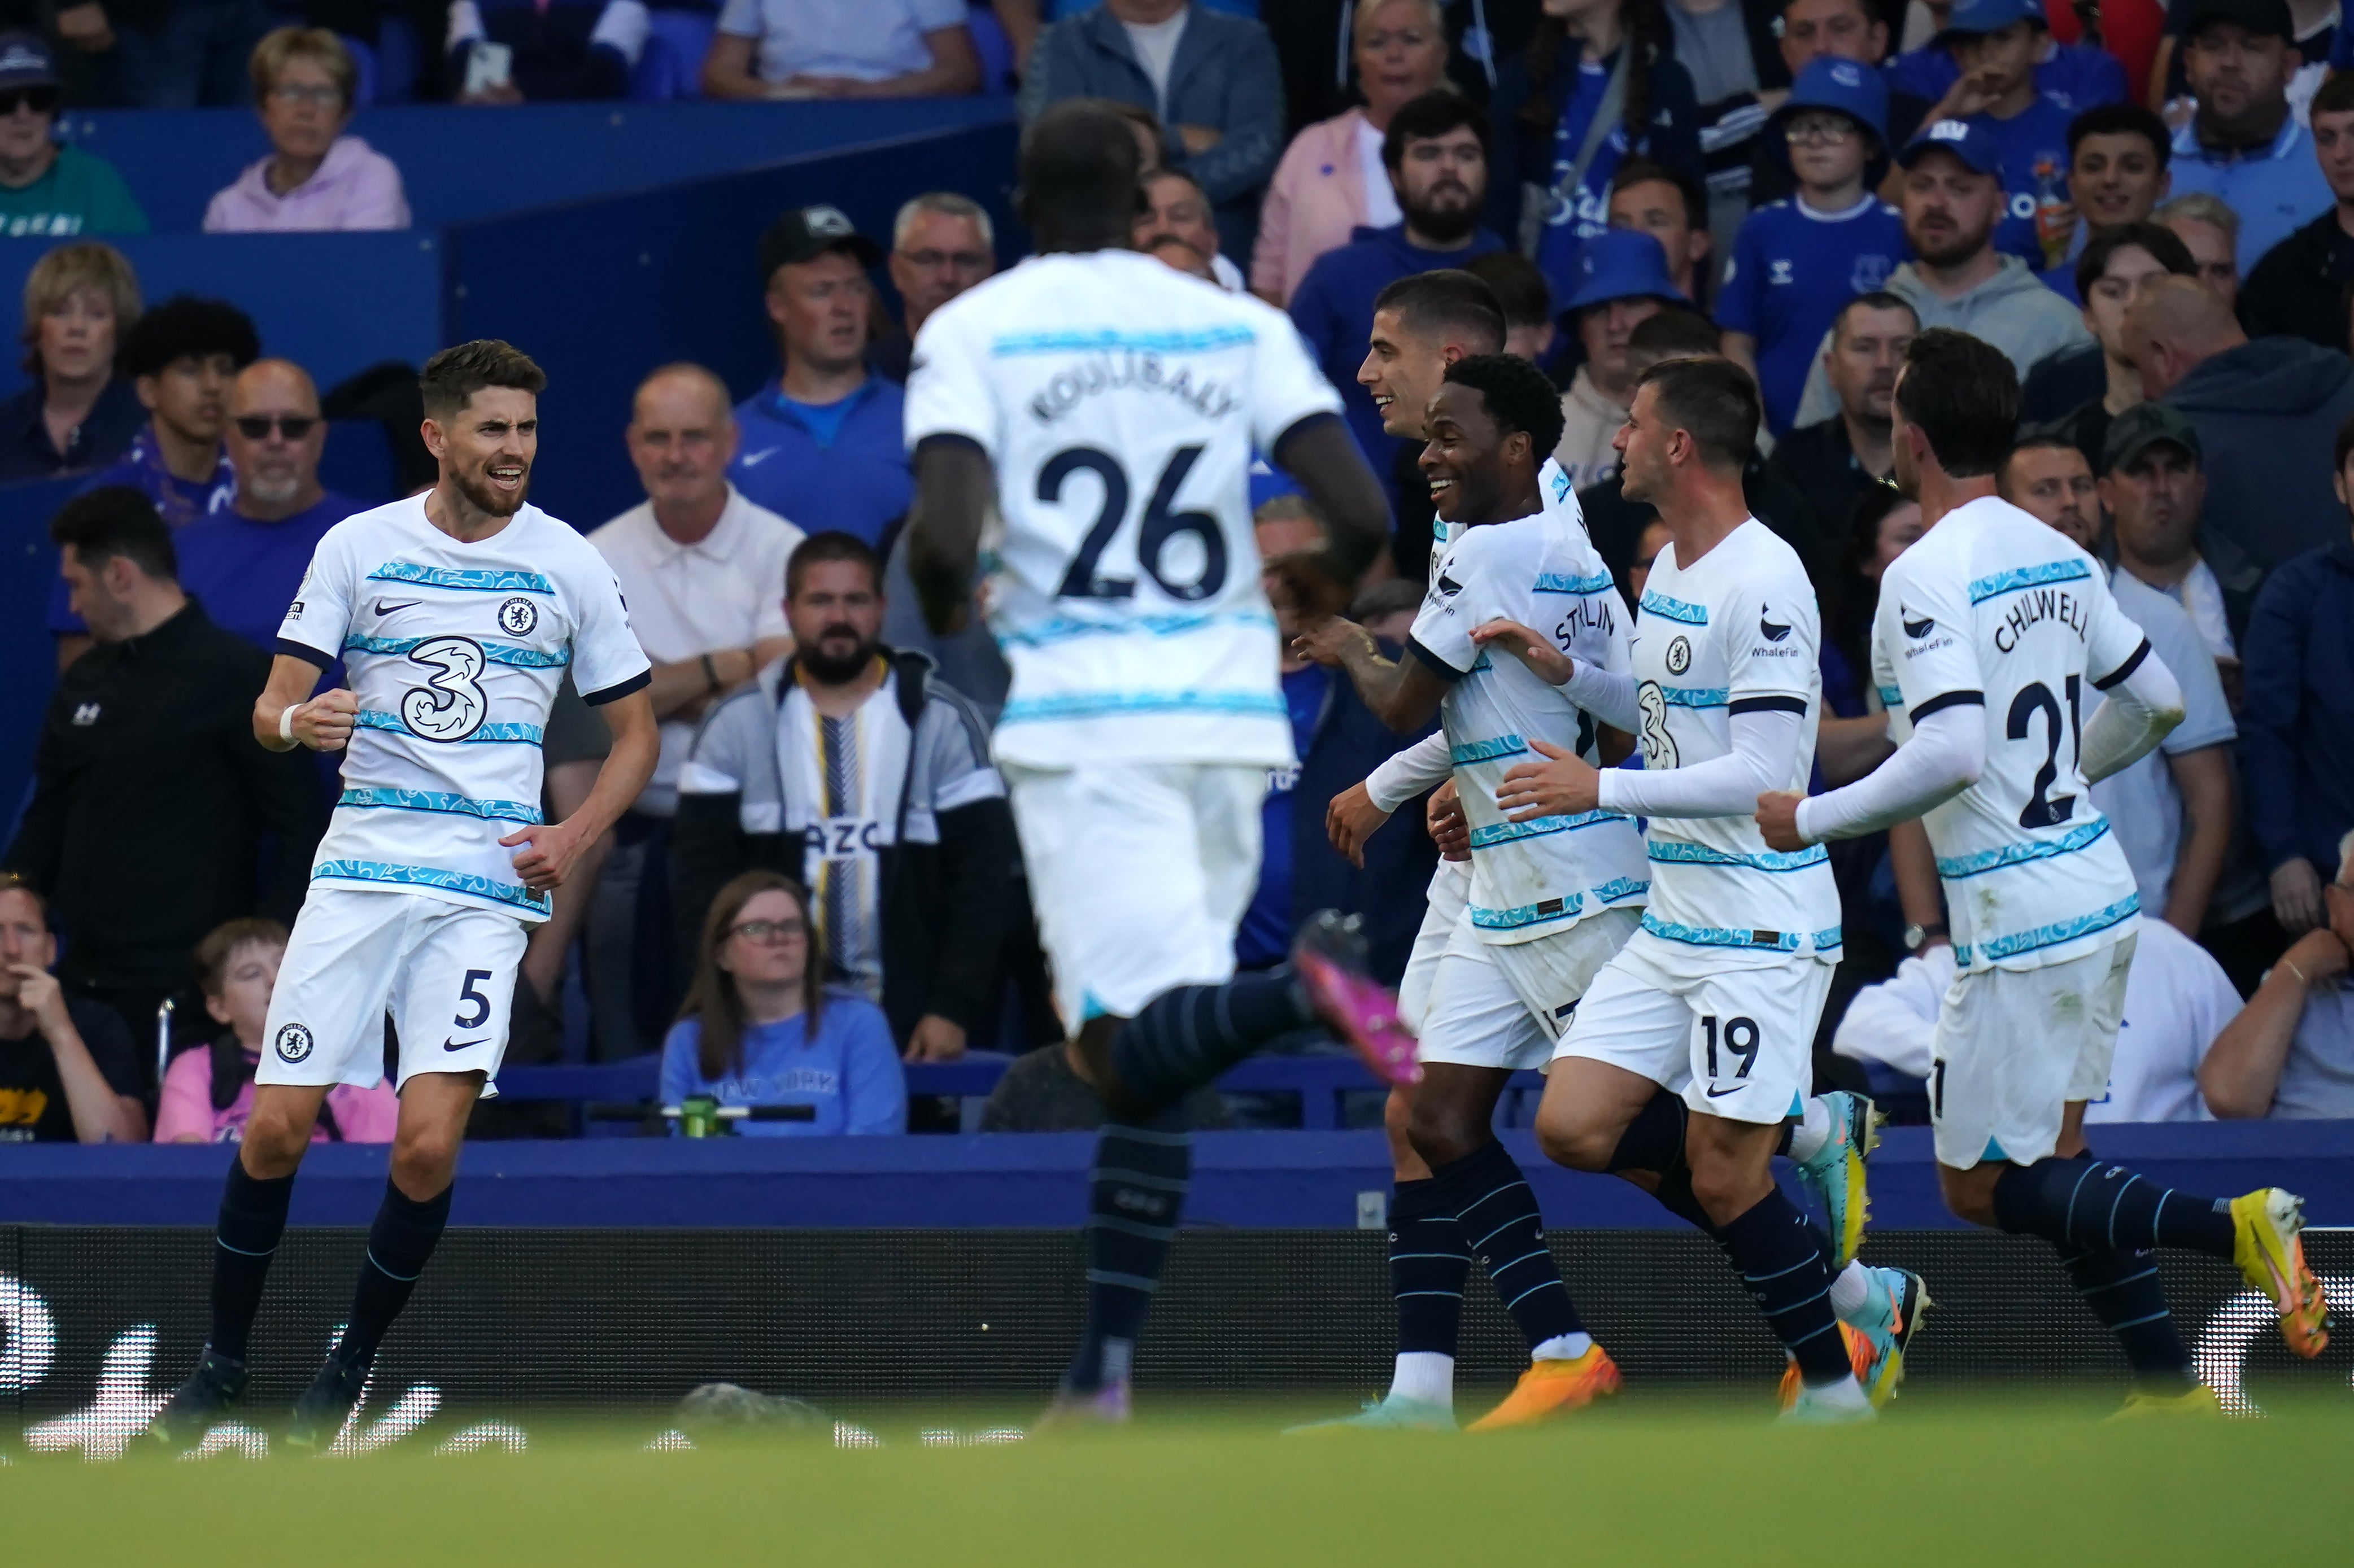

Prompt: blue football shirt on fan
xmin=1236 ymin=663 xmax=1329 ymax=968
xmin=1882 ymin=39 xmax=2126 ymax=116
xmin=1717 ymin=195 xmax=1906 ymax=435
xmin=1972 ymin=95 xmax=2076 ymax=263
xmin=659 ymin=994 xmax=907 ymax=1136
xmin=175 ymin=492 xmax=367 ymax=652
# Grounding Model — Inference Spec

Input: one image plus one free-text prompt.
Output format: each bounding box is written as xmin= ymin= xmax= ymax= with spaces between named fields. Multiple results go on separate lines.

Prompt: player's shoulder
xmin=514 ymin=506 xmax=626 ymax=589
xmin=1721 ymin=516 xmax=1814 ymax=594
xmin=306 ymin=493 xmax=422 ymax=569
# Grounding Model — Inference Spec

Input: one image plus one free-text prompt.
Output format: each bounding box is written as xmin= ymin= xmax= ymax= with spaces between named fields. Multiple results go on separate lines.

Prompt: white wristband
xmin=279 ymin=702 xmax=300 ymax=746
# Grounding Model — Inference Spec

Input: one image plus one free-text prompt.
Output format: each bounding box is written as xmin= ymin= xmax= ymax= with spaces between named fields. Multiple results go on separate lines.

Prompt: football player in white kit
xmin=903 ymin=102 xmax=1418 ymax=1423
xmin=149 ymin=342 xmax=657 ymax=1451
xmin=1295 ymin=353 xmax=1651 ymax=1431
xmin=1757 ymin=329 xmax=2330 ymax=1409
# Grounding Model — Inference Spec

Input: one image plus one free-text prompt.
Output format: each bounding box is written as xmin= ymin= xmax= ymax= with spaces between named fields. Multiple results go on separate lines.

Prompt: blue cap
xmin=1937 ymin=0 xmax=2046 ymax=37
xmin=1897 ymin=117 xmax=2004 ymax=179
xmin=1764 ymin=57 xmax=1891 ymax=184
xmin=1562 ymin=228 xmax=1689 ymax=314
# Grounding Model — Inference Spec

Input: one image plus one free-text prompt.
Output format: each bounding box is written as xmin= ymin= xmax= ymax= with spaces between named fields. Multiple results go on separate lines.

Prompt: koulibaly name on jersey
xmin=1028 ymin=351 xmax=1240 ymax=426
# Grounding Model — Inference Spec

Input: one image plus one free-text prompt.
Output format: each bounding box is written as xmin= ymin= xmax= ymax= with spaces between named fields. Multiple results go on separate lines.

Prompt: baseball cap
xmin=1898 ymin=118 xmax=2004 ymax=178
xmin=1764 ymin=56 xmax=1892 ymax=184
xmin=2171 ymin=0 xmax=2295 ymax=44
xmin=757 ymin=205 xmax=882 ymax=285
xmin=1937 ymin=0 xmax=2046 ymax=38
xmin=1562 ymin=229 xmax=1690 ymax=314
xmin=0 ymin=33 xmax=57 ymax=93
xmin=2102 ymin=401 xmax=2204 ymax=475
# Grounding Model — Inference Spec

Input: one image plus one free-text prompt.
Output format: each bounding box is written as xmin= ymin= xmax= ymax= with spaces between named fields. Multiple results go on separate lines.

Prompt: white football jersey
xmin=278 ymin=496 xmax=651 ymax=920
xmin=1628 ymin=519 xmax=1841 ymax=955
xmin=904 ymin=249 xmax=1343 ymax=770
xmin=1410 ymin=509 xmax=1649 ymax=944
xmin=1872 ymin=495 xmax=2146 ymax=971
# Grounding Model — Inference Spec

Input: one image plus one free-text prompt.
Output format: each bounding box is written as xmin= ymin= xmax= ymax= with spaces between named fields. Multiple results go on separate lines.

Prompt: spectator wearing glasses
xmin=1750 ymin=0 xmax=1929 ymax=207
xmin=661 ymin=872 xmax=906 ymax=1135
xmin=0 ymin=34 xmax=144 ymax=237
xmin=0 ymin=241 xmax=143 ymax=483
xmin=203 ymin=29 xmax=408 ymax=233
xmin=871 ymin=192 xmax=995 ymax=385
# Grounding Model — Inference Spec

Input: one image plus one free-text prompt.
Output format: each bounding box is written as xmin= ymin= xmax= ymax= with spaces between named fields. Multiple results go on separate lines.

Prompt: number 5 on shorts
xmin=455 ymin=969 xmax=494 ymax=1030
xmin=1702 ymin=1014 xmax=1760 ymax=1081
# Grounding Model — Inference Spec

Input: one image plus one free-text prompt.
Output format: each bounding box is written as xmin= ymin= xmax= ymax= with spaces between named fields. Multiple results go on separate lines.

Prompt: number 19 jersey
xmin=1871 ymin=496 xmax=2147 ymax=971
xmin=277 ymin=495 xmax=651 ymax=920
xmin=904 ymin=249 xmax=1344 ymax=770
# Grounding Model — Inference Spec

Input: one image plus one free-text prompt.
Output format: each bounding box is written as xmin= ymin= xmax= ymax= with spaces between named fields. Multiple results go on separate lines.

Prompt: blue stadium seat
xmin=341 ymin=33 xmax=378 ymax=108
xmin=631 ymin=8 xmax=717 ymax=101
xmin=969 ymin=3 xmax=1015 ymax=96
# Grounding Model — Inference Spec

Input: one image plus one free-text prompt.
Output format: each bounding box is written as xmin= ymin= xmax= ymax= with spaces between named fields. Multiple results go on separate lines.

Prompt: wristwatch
xmin=1904 ymin=921 xmax=1949 ymax=954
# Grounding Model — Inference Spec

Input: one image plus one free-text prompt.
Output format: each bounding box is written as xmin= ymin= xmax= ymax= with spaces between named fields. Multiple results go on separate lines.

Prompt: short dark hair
xmin=1834 ymin=290 xmax=1921 ymax=340
xmin=2072 ymin=220 xmax=2195 ymax=302
xmin=49 ymin=485 xmax=175 ymax=581
xmin=419 ymin=339 xmax=546 ymax=423
xmin=1383 ymin=90 xmax=1489 ymax=169
xmin=1461 ymin=252 xmax=1551 ymax=330
xmin=1894 ymin=328 xmax=2018 ymax=479
xmin=1634 ymin=356 xmax=1760 ymax=473
xmin=787 ymin=530 xmax=884 ymax=600
xmin=1442 ymin=352 xmax=1567 ymax=462
xmin=1371 ymin=269 xmax=1507 ymax=353
xmin=2066 ymin=103 xmax=2171 ymax=168
xmin=1628 ymin=307 xmax=1722 ymax=361
xmin=1019 ymin=99 xmax=1143 ymax=238
xmin=120 ymin=295 xmax=258 ymax=382
xmin=1610 ymin=155 xmax=1707 ymax=232
xmin=2313 ymin=67 xmax=2354 ymax=120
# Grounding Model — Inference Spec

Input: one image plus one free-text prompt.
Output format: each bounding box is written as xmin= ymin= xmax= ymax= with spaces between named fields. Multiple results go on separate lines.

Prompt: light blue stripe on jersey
xmin=313 ymin=858 xmax=550 ymax=914
xmin=1955 ymin=892 xmax=2138 ymax=967
xmin=1449 ymin=733 xmax=1527 ymax=765
xmin=1877 ymin=684 xmax=1903 ymax=707
xmin=1535 ymin=571 xmax=1614 ymax=595
xmin=1646 ymin=839 xmax=1829 ymax=872
xmin=1471 ymin=895 xmax=1583 ymax=931
xmin=997 ymin=691 xmax=1287 ymax=724
xmin=996 ymin=610 xmax=1275 ymax=648
xmin=1966 ymin=558 xmax=2090 ymax=605
xmin=990 ymin=326 xmax=1256 ymax=355
xmin=343 ymin=634 xmax=571 ymax=668
xmin=353 ymin=709 xmax=546 ymax=744
xmin=1467 ymin=808 xmax=1627 ymax=847
xmin=1935 ymin=818 xmax=2111 ymax=880
xmin=338 ymin=788 xmax=544 ymax=824
xmin=1641 ymin=914 xmax=1843 ymax=951
xmin=1656 ymin=685 xmax=1730 ymax=707
xmin=1638 ymin=589 xmax=1708 ymax=624
xmin=367 ymin=562 xmax=556 ymax=595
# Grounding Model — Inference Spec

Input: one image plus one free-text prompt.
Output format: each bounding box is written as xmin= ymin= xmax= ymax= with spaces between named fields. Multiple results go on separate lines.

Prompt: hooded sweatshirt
xmin=202 ymin=135 xmax=410 ymax=233
xmin=1790 ymin=255 xmax=2091 ymax=427
xmin=2166 ymin=335 xmax=2354 ymax=573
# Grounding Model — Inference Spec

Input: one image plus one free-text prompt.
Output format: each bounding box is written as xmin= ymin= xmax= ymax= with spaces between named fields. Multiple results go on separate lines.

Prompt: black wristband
xmin=700 ymin=652 xmax=720 ymax=693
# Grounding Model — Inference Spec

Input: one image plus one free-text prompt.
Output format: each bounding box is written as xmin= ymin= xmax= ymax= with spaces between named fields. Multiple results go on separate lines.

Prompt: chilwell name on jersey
xmin=1987 ymin=582 xmax=2091 ymax=656
xmin=1027 ymin=349 xmax=1242 ymax=427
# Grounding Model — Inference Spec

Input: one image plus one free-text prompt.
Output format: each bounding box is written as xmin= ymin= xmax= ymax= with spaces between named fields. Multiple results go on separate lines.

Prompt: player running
xmin=147 ymin=342 xmax=658 ymax=1452
xmin=903 ymin=101 xmax=1415 ymax=1424
xmin=1755 ymin=329 xmax=2329 ymax=1411
xmin=1480 ymin=356 xmax=1915 ymax=1423
xmin=1294 ymin=353 xmax=1649 ymax=1430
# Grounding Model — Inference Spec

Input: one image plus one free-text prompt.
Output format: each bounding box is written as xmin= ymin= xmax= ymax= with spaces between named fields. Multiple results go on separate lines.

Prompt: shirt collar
xmin=643 ymin=487 xmax=749 ymax=564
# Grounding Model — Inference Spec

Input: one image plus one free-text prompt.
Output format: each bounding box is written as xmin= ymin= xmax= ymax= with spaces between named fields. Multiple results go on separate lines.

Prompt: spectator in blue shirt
xmin=727 ymin=206 xmax=911 ymax=549
xmin=2037 ymin=103 xmax=2174 ymax=303
xmin=661 ymin=871 xmax=907 ymax=1136
xmin=1720 ymin=56 xmax=1904 ymax=435
xmin=2166 ymin=0 xmax=2332 ymax=276
xmin=1882 ymin=0 xmax=2124 ymax=117
xmin=1288 ymin=90 xmax=1504 ymax=468
xmin=1915 ymin=0 xmax=2084 ymax=265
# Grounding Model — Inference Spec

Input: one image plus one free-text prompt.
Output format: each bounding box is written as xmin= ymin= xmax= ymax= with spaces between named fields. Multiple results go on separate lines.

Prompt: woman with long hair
xmin=1489 ymin=0 xmax=1704 ymax=308
xmin=660 ymin=872 xmax=906 ymax=1136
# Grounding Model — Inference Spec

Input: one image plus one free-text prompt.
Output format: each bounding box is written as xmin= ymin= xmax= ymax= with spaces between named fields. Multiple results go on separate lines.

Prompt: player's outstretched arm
xmin=907 ymin=436 xmax=997 ymax=636
xmin=1471 ymin=618 xmax=1641 ymax=732
xmin=1268 ymin=415 xmax=1388 ymax=617
xmin=1757 ymin=703 xmax=1985 ymax=851
xmin=252 ymin=653 xmax=354 ymax=753
xmin=502 ymin=691 xmax=659 ymax=894
xmin=2080 ymin=644 xmax=2185 ymax=784
xmin=1293 ymin=615 xmax=1447 ymax=734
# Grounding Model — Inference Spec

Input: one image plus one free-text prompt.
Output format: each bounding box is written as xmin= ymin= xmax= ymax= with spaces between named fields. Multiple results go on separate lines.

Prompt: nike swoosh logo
xmin=373 ymin=599 xmax=423 ymax=615
xmin=443 ymin=1037 xmax=489 ymax=1052
xmin=1704 ymin=1083 xmax=1746 ymax=1098
xmin=739 ymin=447 xmax=781 ymax=468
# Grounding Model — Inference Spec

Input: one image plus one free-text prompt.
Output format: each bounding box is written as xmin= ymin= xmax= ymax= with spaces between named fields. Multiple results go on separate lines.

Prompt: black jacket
xmin=3 ymin=599 xmax=323 ymax=990
xmin=670 ymin=648 xmax=1023 ymax=1045
xmin=2241 ymin=209 xmax=2354 ymax=352
xmin=1763 ymin=417 xmax=1889 ymax=557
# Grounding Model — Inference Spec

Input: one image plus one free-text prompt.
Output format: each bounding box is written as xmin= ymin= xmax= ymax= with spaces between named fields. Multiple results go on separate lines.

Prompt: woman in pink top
xmin=1250 ymin=0 xmax=1451 ymax=304
xmin=202 ymin=28 xmax=411 ymax=234
xmin=154 ymin=919 xmax=398 ymax=1145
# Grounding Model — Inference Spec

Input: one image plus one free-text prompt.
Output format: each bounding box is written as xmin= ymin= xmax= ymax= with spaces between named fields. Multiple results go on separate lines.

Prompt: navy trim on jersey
xmin=1910 ymin=689 xmax=1985 ymax=720
xmin=2091 ymin=637 xmax=2151 ymax=691
xmin=1407 ymin=635 xmax=1468 ymax=682
xmin=276 ymin=636 xmax=335 ymax=669
xmin=582 ymin=669 xmax=653 ymax=706
xmin=1728 ymin=694 xmax=1807 ymax=716
xmin=1270 ymin=409 xmax=1345 ymax=462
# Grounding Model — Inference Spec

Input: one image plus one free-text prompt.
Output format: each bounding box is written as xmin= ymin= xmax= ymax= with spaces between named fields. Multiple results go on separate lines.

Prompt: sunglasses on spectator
xmin=729 ymin=918 xmax=807 ymax=944
xmin=269 ymin=83 xmax=343 ymax=108
xmin=0 ymin=88 xmax=58 ymax=117
xmin=234 ymin=414 xmax=319 ymax=440
xmin=1783 ymin=114 xmax=1859 ymax=147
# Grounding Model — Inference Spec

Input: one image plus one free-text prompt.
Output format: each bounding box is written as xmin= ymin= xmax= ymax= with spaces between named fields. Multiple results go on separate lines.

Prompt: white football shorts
xmin=1929 ymin=929 xmax=2136 ymax=1169
xmin=1419 ymin=903 xmax=1641 ymax=1073
xmin=1553 ymin=928 xmax=1834 ymax=1124
xmin=1004 ymin=761 xmax=1266 ymax=1031
xmin=1397 ymin=859 xmax=1470 ymax=1034
xmin=256 ymin=886 xmax=529 ymax=1095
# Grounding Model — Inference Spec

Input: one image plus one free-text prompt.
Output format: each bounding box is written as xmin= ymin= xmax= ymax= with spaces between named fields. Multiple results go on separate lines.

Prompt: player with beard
xmin=1287 ymin=90 xmax=1508 ymax=469
xmin=147 ymin=340 xmax=658 ymax=1452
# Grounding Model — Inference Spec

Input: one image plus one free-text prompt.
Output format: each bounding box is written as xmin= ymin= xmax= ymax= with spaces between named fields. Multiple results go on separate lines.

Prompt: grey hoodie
xmin=2165 ymin=335 xmax=2354 ymax=574
xmin=1790 ymin=256 xmax=2093 ymax=428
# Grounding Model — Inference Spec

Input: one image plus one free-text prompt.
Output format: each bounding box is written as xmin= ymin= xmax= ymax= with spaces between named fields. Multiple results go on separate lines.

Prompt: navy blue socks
xmin=1106 ymin=971 xmax=1312 ymax=1112
xmin=210 ymin=1161 xmax=295 ymax=1363
xmin=1719 ymin=1189 xmax=1851 ymax=1387
xmin=2060 ymin=1243 xmax=2197 ymax=1394
xmin=1065 ymin=1105 xmax=1193 ymax=1392
xmin=333 ymin=1179 xmax=453 ymax=1371
xmin=1390 ymin=1177 xmax=1472 ymax=1357
xmin=1426 ymin=1139 xmax=1583 ymax=1352
xmin=1991 ymin=1154 xmax=2236 ymax=1259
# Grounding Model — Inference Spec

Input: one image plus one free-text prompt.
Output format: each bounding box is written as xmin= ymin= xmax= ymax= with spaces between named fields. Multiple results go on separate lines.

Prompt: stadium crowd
xmin=0 ymin=0 xmax=2351 ymax=1147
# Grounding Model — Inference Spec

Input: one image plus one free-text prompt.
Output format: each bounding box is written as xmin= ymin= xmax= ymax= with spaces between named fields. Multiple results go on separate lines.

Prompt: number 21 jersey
xmin=904 ymin=249 xmax=1343 ymax=770
xmin=277 ymin=495 xmax=651 ymax=920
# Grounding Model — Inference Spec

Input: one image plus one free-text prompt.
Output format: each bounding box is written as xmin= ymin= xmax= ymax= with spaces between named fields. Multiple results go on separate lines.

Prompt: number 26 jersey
xmin=1871 ymin=496 xmax=2148 ymax=971
xmin=277 ymin=495 xmax=651 ymax=920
